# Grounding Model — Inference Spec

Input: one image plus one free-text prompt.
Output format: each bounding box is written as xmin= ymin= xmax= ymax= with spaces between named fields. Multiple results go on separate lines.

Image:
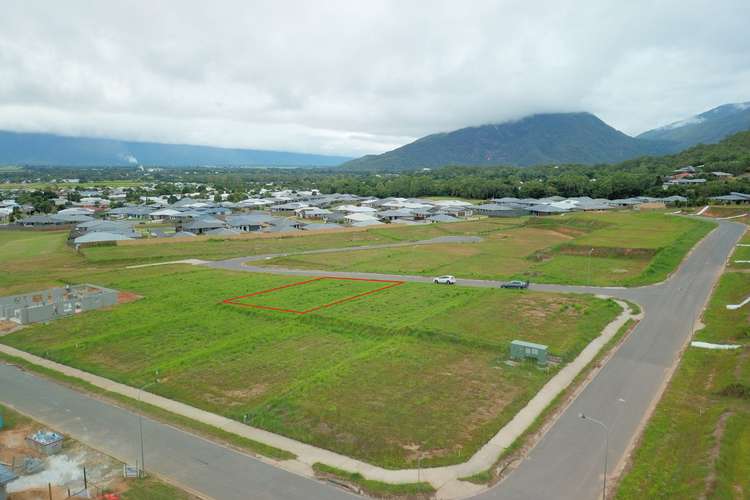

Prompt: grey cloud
xmin=0 ymin=0 xmax=748 ymax=156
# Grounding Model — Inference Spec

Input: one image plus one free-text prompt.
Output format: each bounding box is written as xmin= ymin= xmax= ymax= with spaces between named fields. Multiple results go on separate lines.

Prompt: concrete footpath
xmin=0 ymin=299 xmax=634 ymax=498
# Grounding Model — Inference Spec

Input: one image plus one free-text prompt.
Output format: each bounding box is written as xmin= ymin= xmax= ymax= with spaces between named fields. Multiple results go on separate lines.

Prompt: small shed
xmin=510 ymin=340 xmax=548 ymax=365
xmin=0 ymin=464 xmax=18 ymax=500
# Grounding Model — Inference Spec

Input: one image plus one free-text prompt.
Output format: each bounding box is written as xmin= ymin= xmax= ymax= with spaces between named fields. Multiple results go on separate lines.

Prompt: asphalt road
xmin=1 ymin=219 xmax=744 ymax=500
xmin=0 ymin=363 xmax=356 ymax=500
xmin=475 ymin=219 xmax=745 ymax=499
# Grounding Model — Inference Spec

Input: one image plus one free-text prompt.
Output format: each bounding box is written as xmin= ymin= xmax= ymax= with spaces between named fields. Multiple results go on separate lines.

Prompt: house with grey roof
xmin=108 ymin=205 xmax=153 ymax=219
xmin=474 ymin=203 xmax=529 ymax=217
xmin=662 ymin=195 xmax=689 ymax=204
xmin=529 ymin=204 xmax=569 ymax=216
xmin=74 ymin=231 xmax=135 ymax=246
xmin=182 ymin=217 xmax=227 ymax=235
xmin=710 ymin=192 xmax=750 ymax=204
xmin=297 ymin=207 xmax=333 ymax=219
xmin=18 ymin=214 xmax=94 ymax=227
xmin=427 ymin=214 xmax=459 ymax=223
xmin=302 ymin=222 xmax=344 ymax=231
xmin=377 ymin=208 xmax=414 ymax=222
xmin=225 ymin=214 xmax=276 ymax=232
xmin=263 ymin=220 xmax=303 ymax=233
xmin=270 ymin=202 xmax=308 ymax=214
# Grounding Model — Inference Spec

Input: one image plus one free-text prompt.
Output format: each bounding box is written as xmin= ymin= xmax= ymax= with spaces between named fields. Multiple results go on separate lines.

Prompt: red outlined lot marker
xmin=222 ymin=276 xmax=405 ymax=314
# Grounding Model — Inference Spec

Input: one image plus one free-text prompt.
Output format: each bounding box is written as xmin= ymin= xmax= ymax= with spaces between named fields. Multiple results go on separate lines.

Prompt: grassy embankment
xmin=617 ymin=232 xmax=750 ymax=499
xmin=2 ymin=261 xmax=619 ymax=469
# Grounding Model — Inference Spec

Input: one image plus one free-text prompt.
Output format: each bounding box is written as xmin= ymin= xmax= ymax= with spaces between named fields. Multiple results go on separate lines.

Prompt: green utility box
xmin=510 ymin=340 xmax=548 ymax=366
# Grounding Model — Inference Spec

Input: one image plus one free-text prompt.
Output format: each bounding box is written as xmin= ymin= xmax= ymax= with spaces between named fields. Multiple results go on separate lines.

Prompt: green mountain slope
xmin=343 ymin=113 xmax=676 ymax=171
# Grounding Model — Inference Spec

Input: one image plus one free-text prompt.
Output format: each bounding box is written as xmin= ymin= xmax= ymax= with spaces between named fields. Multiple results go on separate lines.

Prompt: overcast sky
xmin=1 ymin=1 xmax=749 ymax=157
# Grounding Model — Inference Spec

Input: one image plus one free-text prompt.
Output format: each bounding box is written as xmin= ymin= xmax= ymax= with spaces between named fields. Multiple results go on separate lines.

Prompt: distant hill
xmin=0 ymin=130 xmax=351 ymax=167
xmin=342 ymin=112 xmax=676 ymax=171
xmin=638 ymin=102 xmax=750 ymax=149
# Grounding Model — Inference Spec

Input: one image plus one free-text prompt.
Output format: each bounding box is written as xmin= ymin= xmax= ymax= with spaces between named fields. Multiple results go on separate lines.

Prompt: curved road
xmin=1 ymin=220 xmax=744 ymax=499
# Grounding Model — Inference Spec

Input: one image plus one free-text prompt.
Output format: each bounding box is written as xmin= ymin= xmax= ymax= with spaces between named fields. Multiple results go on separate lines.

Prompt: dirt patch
xmin=223 ymin=384 xmax=269 ymax=400
xmin=701 ymin=411 xmax=734 ymax=500
xmin=0 ymin=422 xmax=43 ymax=465
xmin=549 ymin=226 xmax=588 ymax=238
xmin=116 ymin=291 xmax=141 ymax=304
xmin=9 ymin=485 xmax=69 ymax=500
xmin=0 ymin=320 xmax=19 ymax=332
xmin=556 ymin=244 xmax=655 ymax=258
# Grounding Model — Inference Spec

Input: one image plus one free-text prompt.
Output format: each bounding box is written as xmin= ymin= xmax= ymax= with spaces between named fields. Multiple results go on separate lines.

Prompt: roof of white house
xmin=150 ymin=208 xmax=182 ymax=217
xmin=344 ymin=213 xmax=380 ymax=222
xmin=430 ymin=200 xmax=474 ymax=207
xmin=334 ymin=204 xmax=377 ymax=213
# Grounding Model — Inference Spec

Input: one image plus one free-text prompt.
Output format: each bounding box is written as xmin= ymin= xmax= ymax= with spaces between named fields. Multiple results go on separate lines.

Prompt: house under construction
xmin=0 ymin=284 xmax=118 ymax=325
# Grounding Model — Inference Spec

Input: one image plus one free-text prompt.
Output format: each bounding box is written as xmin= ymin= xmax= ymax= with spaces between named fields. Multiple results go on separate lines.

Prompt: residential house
xmin=474 ymin=203 xmax=529 ymax=217
xmin=225 ymin=214 xmax=276 ymax=232
xmin=182 ymin=217 xmax=227 ymax=235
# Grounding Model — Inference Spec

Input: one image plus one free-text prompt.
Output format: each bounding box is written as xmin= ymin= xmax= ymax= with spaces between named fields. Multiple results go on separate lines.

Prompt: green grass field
xmin=1 ymin=264 xmax=619 ymax=468
xmin=226 ymin=277 xmax=403 ymax=313
xmin=616 ymin=257 xmax=750 ymax=498
xmin=0 ymin=230 xmax=87 ymax=294
xmin=0 ymin=212 xmax=716 ymax=471
xmin=257 ymin=212 xmax=714 ymax=286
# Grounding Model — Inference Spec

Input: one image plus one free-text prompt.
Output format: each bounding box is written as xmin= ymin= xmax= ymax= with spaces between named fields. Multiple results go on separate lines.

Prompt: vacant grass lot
xmin=259 ymin=212 xmax=714 ymax=286
xmin=227 ymin=277 xmax=402 ymax=313
xmin=1 ymin=265 xmax=619 ymax=468
xmin=0 ymin=230 xmax=88 ymax=294
xmin=81 ymin=219 xmax=520 ymax=265
xmin=617 ymin=266 xmax=750 ymax=498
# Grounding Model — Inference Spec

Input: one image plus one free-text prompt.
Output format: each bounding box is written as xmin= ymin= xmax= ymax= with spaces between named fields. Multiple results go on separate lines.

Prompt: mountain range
xmin=0 ymin=130 xmax=351 ymax=167
xmin=637 ymin=102 xmax=750 ymax=148
xmin=0 ymin=101 xmax=748 ymax=169
xmin=343 ymin=102 xmax=750 ymax=170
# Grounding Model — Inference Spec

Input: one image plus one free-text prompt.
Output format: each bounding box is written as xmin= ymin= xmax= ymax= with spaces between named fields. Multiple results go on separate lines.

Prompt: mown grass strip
xmin=312 ymin=463 xmax=435 ymax=497
xmin=459 ymin=469 xmax=493 ymax=485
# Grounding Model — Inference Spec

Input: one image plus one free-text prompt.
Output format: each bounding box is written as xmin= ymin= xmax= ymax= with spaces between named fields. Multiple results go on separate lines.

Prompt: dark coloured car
xmin=501 ymin=280 xmax=529 ymax=289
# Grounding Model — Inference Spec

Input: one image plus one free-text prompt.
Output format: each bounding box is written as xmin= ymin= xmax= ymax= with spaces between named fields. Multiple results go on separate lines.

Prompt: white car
xmin=433 ymin=275 xmax=456 ymax=285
